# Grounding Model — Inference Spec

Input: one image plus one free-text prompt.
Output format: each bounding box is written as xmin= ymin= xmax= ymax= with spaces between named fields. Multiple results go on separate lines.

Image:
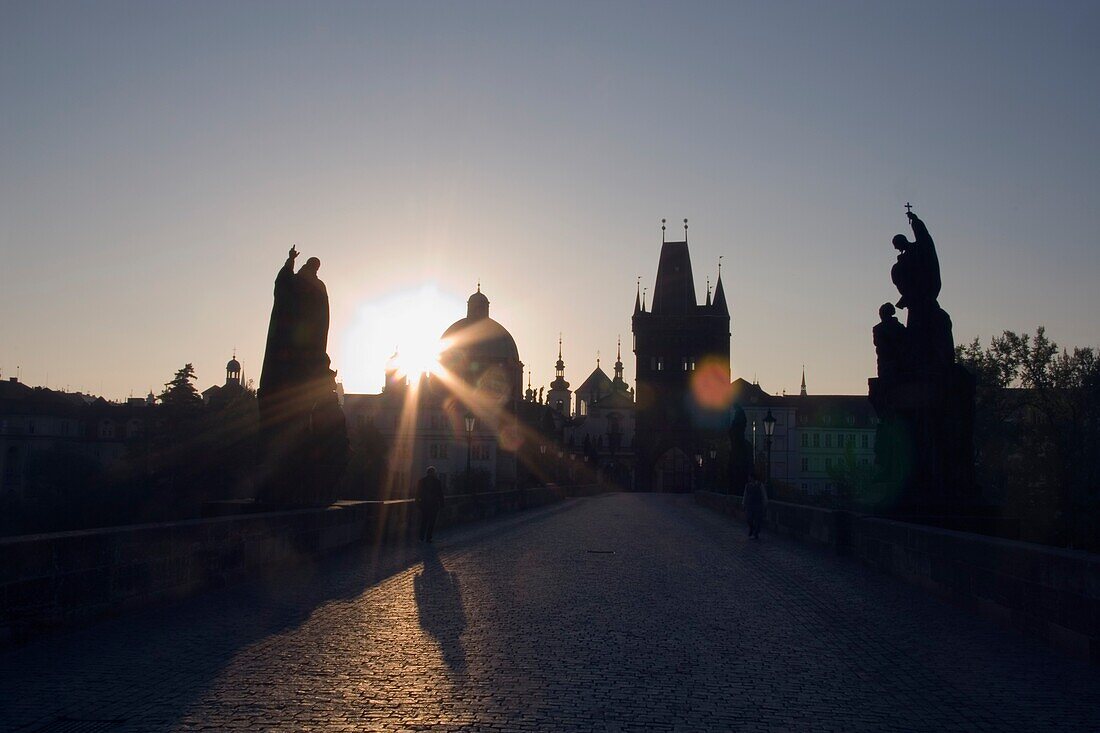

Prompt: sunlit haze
xmin=2 ymin=2 xmax=1098 ymax=399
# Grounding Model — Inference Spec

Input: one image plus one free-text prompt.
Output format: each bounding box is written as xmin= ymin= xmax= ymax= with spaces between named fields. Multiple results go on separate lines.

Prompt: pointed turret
xmin=547 ymin=334 xmax=572 ymax=416
xmin=613 ymin=336 xmax=626 ymax=388
xmin=712 ymin=272 xmax=728 ymax=315
xmin=800 ymin=365 xmax=807 ymax=397
xmin=634 ymin=278 xmax=642 ymax=314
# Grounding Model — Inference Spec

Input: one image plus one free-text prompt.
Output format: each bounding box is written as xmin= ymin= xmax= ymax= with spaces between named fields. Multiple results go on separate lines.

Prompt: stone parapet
xmin=695 ymin=491 xmax=1099 ymax=663
xmin=0 ymin=484 xmax=569 ymax=642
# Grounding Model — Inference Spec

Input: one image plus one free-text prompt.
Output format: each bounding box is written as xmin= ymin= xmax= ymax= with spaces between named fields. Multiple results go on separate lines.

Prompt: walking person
xmin=416 ymin=466 xmax=445 ymax=543
xmin=742 ymin=472 xmax=768 ymax=540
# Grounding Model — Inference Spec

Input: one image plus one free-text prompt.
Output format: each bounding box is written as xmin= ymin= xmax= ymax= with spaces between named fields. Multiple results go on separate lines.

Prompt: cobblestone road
xmin=2 ymin=494 xmax=1098 ymax=732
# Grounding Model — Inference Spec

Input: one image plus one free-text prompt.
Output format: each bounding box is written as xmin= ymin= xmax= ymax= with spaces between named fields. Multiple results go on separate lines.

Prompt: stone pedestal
xmin=868 ymin=363 xmax=976 ymax=514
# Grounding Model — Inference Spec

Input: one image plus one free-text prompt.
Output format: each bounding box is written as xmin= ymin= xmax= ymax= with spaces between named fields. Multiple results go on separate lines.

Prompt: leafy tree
xmin=956 ymin=327 xmax=1100 ymax=549
xmin=159 ymin=363 xmax=202 ymax=408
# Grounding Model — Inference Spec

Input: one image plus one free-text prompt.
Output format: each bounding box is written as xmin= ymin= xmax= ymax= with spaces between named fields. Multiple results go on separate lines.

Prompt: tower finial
xmin=597 ymin=350 xmax=601 ymax=368
xmin=718 ymin=254 xmax=723 ymax=277
xmin=683 ymin=218 xmax=688 ymax=241
xmin=558 ymin=332 xmax=562 ymax=359
xmin=801 ymin=364 xmax=807 ymax=397
xmin=642 ymin=287 xmax=647 ymax=311
xmin=661 ymin=218 xmax=666 ymax=243
xmin=477 ymin=279 xmax=481 ymax=293
xmin=617 ymin=334 xmax=621 ymax=360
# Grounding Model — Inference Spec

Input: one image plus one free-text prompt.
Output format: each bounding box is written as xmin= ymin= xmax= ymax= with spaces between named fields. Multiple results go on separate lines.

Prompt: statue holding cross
xmin=869 ymin=205 xmax=976 ymax=511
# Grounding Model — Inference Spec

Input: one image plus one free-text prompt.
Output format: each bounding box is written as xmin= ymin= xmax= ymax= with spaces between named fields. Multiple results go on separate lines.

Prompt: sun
xmin=338 ymin=283 xmax=464 ymax=393
xmin=391 ymin=335 xmax=446 ymax=380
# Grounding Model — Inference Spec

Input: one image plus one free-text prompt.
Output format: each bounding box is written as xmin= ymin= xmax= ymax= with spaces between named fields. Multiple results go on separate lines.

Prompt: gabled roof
xmin=575 ymin=367 xmax=613 ymax=398
xmin=729 ymin=378 xmax=771 ymax=406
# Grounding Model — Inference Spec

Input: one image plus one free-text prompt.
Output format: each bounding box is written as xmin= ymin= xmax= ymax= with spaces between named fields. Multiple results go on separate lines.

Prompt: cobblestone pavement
xmin=2 ymin=493 xmax=1099 ymax=732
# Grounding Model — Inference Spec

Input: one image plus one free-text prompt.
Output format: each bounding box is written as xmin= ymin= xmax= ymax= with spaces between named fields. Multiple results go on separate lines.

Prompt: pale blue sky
xmin=2 ymin=1 xmax=1098 ymax=397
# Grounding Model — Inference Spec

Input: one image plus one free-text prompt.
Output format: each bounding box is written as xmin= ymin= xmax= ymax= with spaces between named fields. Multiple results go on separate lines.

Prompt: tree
xmin=956 ymin=328 xmax=1100 ymax=549
xmin=159 ymin=363 xmax=202 ymax=408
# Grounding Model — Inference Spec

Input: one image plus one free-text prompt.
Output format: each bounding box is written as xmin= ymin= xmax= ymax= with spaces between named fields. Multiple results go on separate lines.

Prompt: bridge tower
xmin=632 ymin=220 xmax=730 ymax=492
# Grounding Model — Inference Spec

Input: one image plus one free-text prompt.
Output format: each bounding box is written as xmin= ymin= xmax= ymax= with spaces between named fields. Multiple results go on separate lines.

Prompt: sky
xmin=2 ymin=1 xmax=1098 ymax=399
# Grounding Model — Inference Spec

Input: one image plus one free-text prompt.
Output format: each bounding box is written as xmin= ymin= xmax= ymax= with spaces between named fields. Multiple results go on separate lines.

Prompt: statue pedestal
xmin=868 ymin=364 xmax=977 ymax=515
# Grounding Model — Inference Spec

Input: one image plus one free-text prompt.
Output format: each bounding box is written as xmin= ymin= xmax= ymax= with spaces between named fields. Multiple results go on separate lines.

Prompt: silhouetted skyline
xmin=2 ymin=2 xmax=1098 ymax=398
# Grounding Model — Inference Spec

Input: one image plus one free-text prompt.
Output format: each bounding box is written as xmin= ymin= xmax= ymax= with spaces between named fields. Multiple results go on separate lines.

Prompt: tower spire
xmin=661 ymin=218 xmax=666 ymax=243
xmin=683 ymin=218 xmax=688 ymax=241
xmin=706 ymin=277 xmax=712 ymax=307
xmin=613 ymin=335 xmax=624 ymax=384
xmin=634 ymin=276 xmax=642 ymax=314
xmin=800 ymin=365 xmax=807 ymax=397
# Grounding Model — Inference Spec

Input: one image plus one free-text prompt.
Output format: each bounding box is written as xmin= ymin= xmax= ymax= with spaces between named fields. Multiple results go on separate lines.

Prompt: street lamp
xmin=464 ymin=414 xmax=475 ymax=494
xmin=763 ymin=409 xmax=776 ymax=486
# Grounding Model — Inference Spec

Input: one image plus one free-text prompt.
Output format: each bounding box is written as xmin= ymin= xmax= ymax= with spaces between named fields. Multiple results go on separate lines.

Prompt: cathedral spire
xmin=634 ymin=277 xmax=642 ymax=314
xmin=800 ymin=365 xmax=807 ymax=397
xmin=705 ymin=277 xmax=712 ymax=307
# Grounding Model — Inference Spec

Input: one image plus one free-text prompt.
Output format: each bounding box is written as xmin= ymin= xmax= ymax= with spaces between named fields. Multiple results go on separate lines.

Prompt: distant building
xmin=201 ymin=353 xmax=248 ymax=409
xmin=729 ymin=376 xmax=877 ymax=495
xmin=0 ymin=377 xmax=156 ymax=499
xmin=342 ymin=286 xmax=525 ymax=497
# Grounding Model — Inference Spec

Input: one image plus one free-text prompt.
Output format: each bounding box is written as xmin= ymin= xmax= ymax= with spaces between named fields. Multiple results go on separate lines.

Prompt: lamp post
xmin=464 ymin=414 xmax=475 ymax=494
xmin=763 ymin=409 xmax=776 ymax=487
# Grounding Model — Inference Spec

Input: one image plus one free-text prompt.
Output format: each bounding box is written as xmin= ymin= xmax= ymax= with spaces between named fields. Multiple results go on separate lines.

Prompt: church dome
xmin=226 ymin=357 xmax=241 ymax=372
xmin=440 ymin=286 xmax=520 ymax=364
xmin=441 ymin=315 xmax=520 ymax=362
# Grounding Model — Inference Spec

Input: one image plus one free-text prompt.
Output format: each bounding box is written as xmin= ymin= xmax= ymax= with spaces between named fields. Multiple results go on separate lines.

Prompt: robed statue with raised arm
xmin=869 ymin=207 xmax=975 ymax=513
xmin=257 ymin=246 xmax=348 ymax=505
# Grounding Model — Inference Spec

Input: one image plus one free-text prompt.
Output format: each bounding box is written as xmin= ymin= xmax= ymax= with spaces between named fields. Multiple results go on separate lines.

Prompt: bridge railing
xmin=0 ymin=483 xmax=595 ymax=643
xmin=696 ymin=490 xmax=1099 ymax=665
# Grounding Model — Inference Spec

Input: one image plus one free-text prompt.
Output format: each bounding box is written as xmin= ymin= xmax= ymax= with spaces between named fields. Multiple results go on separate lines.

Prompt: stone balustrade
xmin=695 ymin=491 xmax=1099 ymax=664
xmin=0 ymin=485 xmax=568 ymax=642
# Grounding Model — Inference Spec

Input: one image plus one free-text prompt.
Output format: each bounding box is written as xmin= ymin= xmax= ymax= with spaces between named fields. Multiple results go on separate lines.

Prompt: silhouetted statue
xmin=869 ymin=207 xmax=975 ymax=512
xmin=891 ymin=211 xmax=954 ymax=370
xmin=873 ymin=302 xmax=907 ymax=380
xmin=727 ymin=406 xmax=753 ymax=496
xmin=257 ymin=246 xmax=348 ymax=505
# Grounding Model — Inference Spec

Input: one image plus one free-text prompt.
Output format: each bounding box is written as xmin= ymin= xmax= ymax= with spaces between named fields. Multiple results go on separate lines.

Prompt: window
xmin=801 ymin=457 xmax=808 ymax=471
xmin=813 ymin=433 xmax=820 ymax=448
xmin=682 ymin=358 xmax=688 ymax=371
xmin=861 ymin=434 xmax=869 ymax=449
xmin=650 ymin=357 xmax=657 ymax=371
xmin=800 ymin=433 xmax=808 ymax=448
xmin=28 ymin=420 xmax=35 ymax=435
xmin=825 ymin=457 xmax=832 ymax=468
xmin=657 ymin=358 xmax=664 ymax=371
xmin=690 ymin=361 xmax=696 ymax=370
xmin=825 ymin=434 xmax=832 ymax=448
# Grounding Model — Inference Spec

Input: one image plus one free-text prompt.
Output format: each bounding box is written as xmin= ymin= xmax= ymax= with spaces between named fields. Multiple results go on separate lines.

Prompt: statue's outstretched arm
xmin=908 ymin=213 xmax=934 ymax=249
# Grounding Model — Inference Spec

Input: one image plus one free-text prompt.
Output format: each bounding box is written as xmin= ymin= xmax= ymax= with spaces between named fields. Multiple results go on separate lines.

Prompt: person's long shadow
xmin=413 ymin=546 xmax=467 ymax=674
